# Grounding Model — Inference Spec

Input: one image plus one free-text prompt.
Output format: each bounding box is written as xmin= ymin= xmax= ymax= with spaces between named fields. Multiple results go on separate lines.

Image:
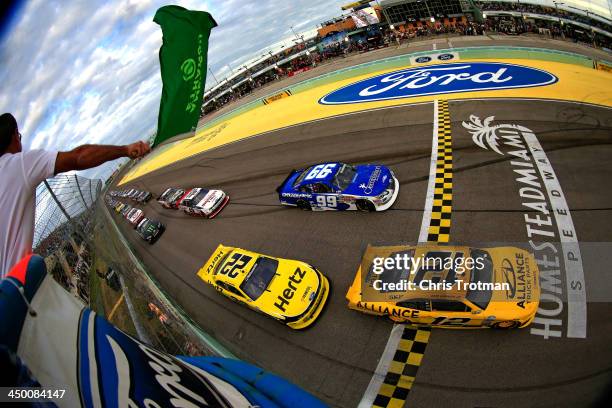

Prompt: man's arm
xmin=54 ymin=141 xmax=150 ymax=174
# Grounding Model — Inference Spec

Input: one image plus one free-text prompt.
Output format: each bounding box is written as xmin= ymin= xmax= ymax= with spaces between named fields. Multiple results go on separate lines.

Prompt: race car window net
xmin=397 ymin=299 xmax=431 ymax=311
xmin=334 ymin=164 xmax=357 ymax=191
xmin=466 ymin=249 xmax=493 ymax=310
xmin=240 ymin=257 xmax=279 ymax=301
xmin=313 ymin=183 xmax=331 ymax=193
xmin=219 ymin=282 xmax=244 ymax=298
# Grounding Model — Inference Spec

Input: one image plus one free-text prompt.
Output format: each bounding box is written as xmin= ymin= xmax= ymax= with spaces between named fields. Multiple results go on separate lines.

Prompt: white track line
xmin=358 ymin=100 xmax=439 ymax=408
xmin=419 ymin=99 xmax=440 ymax=241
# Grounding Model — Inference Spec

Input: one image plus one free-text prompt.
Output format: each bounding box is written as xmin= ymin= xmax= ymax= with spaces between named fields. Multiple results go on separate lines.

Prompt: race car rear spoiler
xmin=276 ymin=170 xmax=298 ymax=193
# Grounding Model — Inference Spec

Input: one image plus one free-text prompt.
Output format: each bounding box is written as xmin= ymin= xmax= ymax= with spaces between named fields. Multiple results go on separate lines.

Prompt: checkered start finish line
xmin=372 ymin=100 xmax=452 ymax=408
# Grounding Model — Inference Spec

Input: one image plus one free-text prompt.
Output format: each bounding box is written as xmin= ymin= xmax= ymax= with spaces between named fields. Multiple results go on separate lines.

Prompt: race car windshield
xmin=334 ymin=164 xmax=357 ymax=190
xmin=191 ymin=189 xmax=210 ymax=206
xmin=160 ymin=189 xmax=174 ymax=200
xmin=138 ymin=220 xmax=150 ymax=232
xmin=293 ymin=166 xmax=315 ymax=188
xmin=170 ymin=191 xmax=184 ymax=201
xmin=240 ymin=257 xmax=279 ymax=300
xmin=466 ymin=249 xmax=494 ymax=310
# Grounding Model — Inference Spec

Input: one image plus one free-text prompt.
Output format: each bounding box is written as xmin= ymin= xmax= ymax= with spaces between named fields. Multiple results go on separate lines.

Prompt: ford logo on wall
xmin=318 ymin=62 xmax=558 ymax=105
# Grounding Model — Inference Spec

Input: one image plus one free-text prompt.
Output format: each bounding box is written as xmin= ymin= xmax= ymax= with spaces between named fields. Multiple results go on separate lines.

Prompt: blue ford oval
xmin=319 ymin=62 xmax=558 ymax=105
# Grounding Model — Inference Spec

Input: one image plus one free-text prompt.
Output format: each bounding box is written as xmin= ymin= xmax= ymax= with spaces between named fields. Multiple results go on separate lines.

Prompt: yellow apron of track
xmin=119 ymin=58 xmax=612 ymax=185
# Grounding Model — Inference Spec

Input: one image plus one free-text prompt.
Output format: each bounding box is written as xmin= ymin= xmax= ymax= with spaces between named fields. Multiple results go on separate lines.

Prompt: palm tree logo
xmin=462 ymin=115 xmax=504 ymax=155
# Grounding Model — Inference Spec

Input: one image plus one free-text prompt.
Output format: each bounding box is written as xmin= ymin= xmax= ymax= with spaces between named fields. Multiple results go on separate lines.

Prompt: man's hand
xmin=126 ymin=141 xmax=151 ymax=159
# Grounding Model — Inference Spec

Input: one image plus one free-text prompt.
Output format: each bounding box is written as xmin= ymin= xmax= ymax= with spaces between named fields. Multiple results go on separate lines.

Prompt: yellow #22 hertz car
xmin=346 ymin=245 xmax=540 ymax=329
xmin=198 ymin=245 xmax=330 ymax=329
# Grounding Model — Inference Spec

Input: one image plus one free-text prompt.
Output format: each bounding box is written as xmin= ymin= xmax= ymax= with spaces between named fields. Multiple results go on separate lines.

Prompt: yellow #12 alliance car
xmin=198 ymin=245 xmax=330 ymax=329
xmin=346 ymin=245 xmax=540 ymax=329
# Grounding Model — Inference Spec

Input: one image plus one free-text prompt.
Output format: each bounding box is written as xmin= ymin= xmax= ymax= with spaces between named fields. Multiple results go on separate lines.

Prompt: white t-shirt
xmin=0 ymin=150 xmax=57 ymax=278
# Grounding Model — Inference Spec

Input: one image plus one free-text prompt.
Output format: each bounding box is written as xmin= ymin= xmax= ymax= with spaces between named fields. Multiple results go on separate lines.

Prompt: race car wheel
xmin=492 ymin=320 xmax=520 ymax=329
xmin=356 ymin=200 xmax=375 ymax=212
xmin=297 ymin=200 xmax=311 ymax=211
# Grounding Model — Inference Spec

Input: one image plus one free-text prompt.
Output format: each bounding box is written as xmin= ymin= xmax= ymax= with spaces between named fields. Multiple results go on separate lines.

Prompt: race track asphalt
xmin=109 ymin=98 xmax=612 ymax=407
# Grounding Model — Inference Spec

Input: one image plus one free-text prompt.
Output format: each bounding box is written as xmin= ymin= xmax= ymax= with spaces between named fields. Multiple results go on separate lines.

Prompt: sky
xmin=0 ymin=0 xmax=350 ymax=181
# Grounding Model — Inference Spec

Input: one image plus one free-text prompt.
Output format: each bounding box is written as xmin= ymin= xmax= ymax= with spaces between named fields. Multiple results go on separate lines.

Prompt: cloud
xmin=0 ymin=0 xmax=349 ymax=181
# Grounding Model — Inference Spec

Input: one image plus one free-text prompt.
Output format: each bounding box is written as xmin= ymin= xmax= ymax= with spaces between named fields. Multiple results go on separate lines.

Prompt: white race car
xmin=127 ymin=208 xmax=145 ymax=228
xmin=178 ymin=187 xmax=229 ymax=218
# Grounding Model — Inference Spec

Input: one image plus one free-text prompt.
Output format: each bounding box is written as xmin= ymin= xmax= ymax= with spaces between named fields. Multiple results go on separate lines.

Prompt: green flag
xmin=153 ymin=5 xmax=217 ymax=146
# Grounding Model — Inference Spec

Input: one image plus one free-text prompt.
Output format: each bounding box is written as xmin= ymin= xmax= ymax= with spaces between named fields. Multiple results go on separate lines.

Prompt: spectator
xmin=0 ymin=113 xmax=150 ymax=277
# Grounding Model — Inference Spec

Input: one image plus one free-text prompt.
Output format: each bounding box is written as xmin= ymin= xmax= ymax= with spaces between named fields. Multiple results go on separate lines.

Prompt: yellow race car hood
xmin=487 ymin=247 xmax=540 ymax=314
xmin=258 ymin=259 xmax=321 ymax=319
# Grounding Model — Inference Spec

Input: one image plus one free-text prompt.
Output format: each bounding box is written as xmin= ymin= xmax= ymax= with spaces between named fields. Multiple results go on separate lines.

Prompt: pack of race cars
xmin=157 ymin=187 xmax=229 ymax=218
xmin=105 ymin=195 xmax=165 ymax=244
xmin=108 ymin=160 xmax=541 ymax=330
xmin=110 ymin=188 xmax=152 ymax=204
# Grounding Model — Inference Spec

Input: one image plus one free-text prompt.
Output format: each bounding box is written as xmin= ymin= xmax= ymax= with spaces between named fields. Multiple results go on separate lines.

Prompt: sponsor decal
xmin=181 ymin=58 xmax=196 ymax=81
xmin=282 ymin=192 xmax=312 ymax=198
xmin=410 ymin=52 xmax=458 ymax=65
xmin=463 ymin=115 xmax=586 ymax=339
xmin=356 ymin=301 xmax=420 ymax=319
xmin=262 ymin=89 xmax=292 ymax=105
xmin=514 ymin=252 xmax=533 ymax=309
xmin=415 ymin=56 xmax=431 ymax=63
xmin=197 ymin=191 xmax=218 ymax=208
xmin=206 ymin=249 xmax=226 ymax=275
xmin=78 ymin=310 xmax=225 ymax=407
xmin=319 ymin=62 xmax=557 ymax=105
xmin=184 ymin=34 xmax=205 ymax=114
xmin=595 ymin=60 xmax=612 ymax=73
xmin=274 ymin=267 xmax=307 ymax=312
xmin=501 ymin=258 xmax=517 ymax=298
xmin=359 ymin=166 xmax=381 ymax=195
xmin=438 ymin=53 xmax=455 ymax=61
xmin=189 ymin=122 xmax=228 ymax=145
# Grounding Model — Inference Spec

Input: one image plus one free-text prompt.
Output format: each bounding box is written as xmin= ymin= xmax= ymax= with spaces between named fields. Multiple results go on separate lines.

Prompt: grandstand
xmin=33 ymin=174 xmax=102 ymax=302
xmin=201 ymin=0 xmax=612 ymax=117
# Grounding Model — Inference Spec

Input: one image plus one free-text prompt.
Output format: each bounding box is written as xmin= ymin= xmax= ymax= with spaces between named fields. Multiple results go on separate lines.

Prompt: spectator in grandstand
xmin=0 ymin=112 xmax=150 ymax=277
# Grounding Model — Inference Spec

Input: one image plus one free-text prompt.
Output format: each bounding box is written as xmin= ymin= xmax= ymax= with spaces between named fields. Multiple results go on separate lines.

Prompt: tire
xmin=297 ymin=199 xmax=311 ymax=211
xmin=492 ymin=320 xmax=520 ymax=329
xmin=356 ymin=200 xmax=375 ymax=212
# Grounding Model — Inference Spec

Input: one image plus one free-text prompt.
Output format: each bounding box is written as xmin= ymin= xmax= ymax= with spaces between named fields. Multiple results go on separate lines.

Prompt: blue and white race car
xmin=276 ymin=162 xmax=399 ymax=211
